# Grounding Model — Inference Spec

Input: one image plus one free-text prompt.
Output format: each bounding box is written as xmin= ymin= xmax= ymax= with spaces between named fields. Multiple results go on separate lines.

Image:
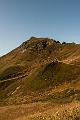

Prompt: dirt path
xmin=0 ymin=73 xmax=27 ymax=83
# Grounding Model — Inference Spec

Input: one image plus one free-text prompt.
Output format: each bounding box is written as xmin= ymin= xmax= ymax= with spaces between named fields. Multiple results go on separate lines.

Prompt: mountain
xmin=0 ymin=37 xmax=80 ymax=120
xmin=0 ymin=37 xmax=80 ymax=104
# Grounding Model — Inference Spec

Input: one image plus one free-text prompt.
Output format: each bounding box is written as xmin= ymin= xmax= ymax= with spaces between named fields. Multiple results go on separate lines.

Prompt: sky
xmin=0 ymin=0 xmax=80 ymax=56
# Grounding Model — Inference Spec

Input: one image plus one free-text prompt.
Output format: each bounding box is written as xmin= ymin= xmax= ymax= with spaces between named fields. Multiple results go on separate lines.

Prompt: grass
xmin=0 ymin=37 xmax=80 ymax=120
xmin=0 ymin=65 xmax=25 ymax=80
xmin=0 ymin=61 xmax=80 ymax=105
xmin=0 ymin=37 xmax=80 ymax=116
xmin=0 ymin=101 xmax=80 ymax=120
xmin=26 ymin=62 xmax=80 ymax=91
xmin=0 ymin=59 xmax=80 ymax=105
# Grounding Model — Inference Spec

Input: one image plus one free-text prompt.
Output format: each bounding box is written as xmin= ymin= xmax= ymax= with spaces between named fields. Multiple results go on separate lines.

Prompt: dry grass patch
xmin=0 ymin=102 xmax=80 ymax=120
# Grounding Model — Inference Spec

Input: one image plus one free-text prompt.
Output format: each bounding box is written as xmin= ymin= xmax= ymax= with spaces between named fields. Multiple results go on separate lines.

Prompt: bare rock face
xmin=22 ymin=37 xmax=55 ymax=49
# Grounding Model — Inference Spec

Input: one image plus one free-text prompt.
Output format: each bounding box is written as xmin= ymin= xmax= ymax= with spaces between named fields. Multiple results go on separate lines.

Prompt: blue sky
xmin=0 ymin=0 xmax=80 ymax=56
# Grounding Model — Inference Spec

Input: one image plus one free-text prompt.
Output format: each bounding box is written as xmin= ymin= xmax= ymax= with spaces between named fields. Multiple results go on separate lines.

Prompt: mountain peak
xmin=21 ymin=37 xmax=60 ymax=50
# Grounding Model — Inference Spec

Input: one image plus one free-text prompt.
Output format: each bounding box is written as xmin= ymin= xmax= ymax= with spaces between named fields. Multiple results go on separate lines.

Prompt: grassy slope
xmin=0 ymin=37 xmax=80 ymax=105
xmin=0 ymin=61 xmax=80 ymax=105
xmin=0 ymin=102 xmax=80 ymax=120
xmin=0 ymin=38 xmax=80 ymax=120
